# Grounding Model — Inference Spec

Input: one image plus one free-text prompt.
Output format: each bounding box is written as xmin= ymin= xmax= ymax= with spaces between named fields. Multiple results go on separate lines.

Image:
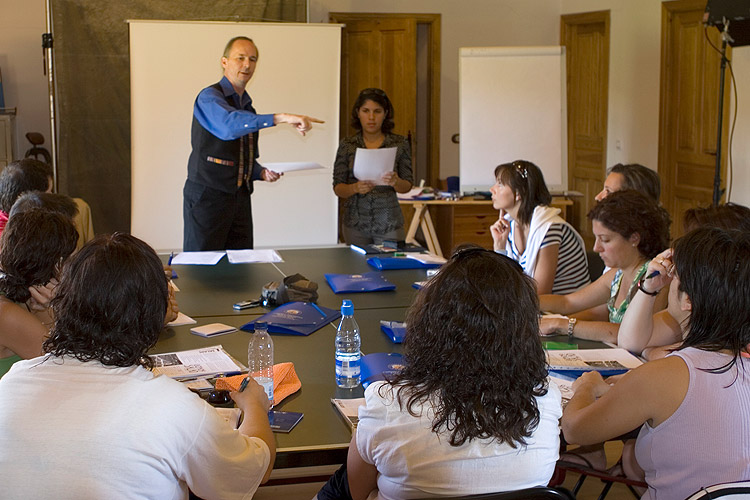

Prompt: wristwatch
xmin=567 ymin=317 xmax=577 ymax=340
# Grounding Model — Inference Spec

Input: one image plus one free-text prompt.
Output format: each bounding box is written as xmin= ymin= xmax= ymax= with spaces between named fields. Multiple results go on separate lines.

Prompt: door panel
xmin=561 ymin=11 xmax=610 ymax=248
xmin=337 ymin=18 xmax=417 ymax=146
xmin=660 ymin=1 xmax=729 ymax=238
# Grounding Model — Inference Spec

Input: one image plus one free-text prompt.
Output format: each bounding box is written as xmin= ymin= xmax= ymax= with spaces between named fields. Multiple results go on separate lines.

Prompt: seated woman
xmin=0 ymin=233 xmax=274 ymax=497
xmin=319 ymin=245 xmax=562 ymax=500
xmin=333 ymin=88 xmax=413 ymax=246
xmin=0 ymin=209 xmax=78 ymax=377
xmin=562 ymin=226 xmax=750 ymax=499
xmin=618 ymin=202 xmax=750 ymax=359
xmin=490 ymin=160 xmax=589 ymax=294
xmin=539 ymin=190 xmax=671 ymax=343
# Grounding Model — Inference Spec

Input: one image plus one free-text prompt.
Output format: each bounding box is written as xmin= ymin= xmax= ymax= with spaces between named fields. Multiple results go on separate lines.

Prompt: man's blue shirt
xmin=193 ymin=76 xmax=275 ymax=141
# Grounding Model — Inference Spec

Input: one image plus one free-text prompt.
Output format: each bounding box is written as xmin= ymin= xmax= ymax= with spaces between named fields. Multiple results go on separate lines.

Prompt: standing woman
xmin=490 ymin=160 xmax=589 ymax=294
xmin=333 ymin=88 xmax=413 ymax=246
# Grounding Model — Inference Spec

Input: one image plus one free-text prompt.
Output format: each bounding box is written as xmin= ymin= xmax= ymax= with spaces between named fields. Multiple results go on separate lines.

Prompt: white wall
xmin=0 ymin=0 xmax=50 ymax=158
xmin=308 ymin=0 xmax=562 ymax=179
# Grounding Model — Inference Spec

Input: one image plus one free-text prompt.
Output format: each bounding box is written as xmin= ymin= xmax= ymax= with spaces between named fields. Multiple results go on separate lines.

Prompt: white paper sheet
xmin=150 ymin=345 xmax=244 ymax=379
xmin=262 ymin=162 xmax=325 ymax=173
xmin=353 ymin=147 xmax=397 ymax=185
xmin=226 ymin=249 xmax=283 ymax=264
xmin=167 ymin=312 xmax=197 ymax=327
xmin=171 ymin=251 xmax=225 ymax=265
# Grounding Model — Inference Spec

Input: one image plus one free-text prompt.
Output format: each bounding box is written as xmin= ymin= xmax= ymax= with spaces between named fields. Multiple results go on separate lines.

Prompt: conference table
xmin=152 ymin=246 xmax=606 ymax=475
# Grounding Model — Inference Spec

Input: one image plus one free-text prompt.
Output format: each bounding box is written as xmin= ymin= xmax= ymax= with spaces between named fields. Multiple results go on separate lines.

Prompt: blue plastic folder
xmin=324 ymin=272 xmax=396 ymax=293
xmin=366 ymin=257 xmax=441 ymax=270
xmin=361 ymin=352 xmax=405 ymax=389
xmin=379 ymin=321 xmax=406 ymax=343
xmin=241 ymin=301 xmax=340 ymax=336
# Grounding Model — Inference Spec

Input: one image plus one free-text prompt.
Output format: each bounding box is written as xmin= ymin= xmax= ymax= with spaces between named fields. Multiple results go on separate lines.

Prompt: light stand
xmin=712 ymin=19 xmax=731 ymax=206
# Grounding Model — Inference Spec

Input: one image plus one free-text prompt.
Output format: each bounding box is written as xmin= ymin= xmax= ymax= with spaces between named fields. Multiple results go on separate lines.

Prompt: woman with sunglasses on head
xmin=333 ymin=88 xmax=413 ymax=246
xmin=562 ymin=227 xmax=750 ymax=499
xmin=490 ymin=160 xmax=589 ymax=294
xmin=317 ymin=245 xmax=562 ymax=500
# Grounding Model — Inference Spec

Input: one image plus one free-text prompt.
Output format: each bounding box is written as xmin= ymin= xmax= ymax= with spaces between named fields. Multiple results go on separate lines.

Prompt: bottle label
xmin=335 ymin=355 xmax=361 ymax=377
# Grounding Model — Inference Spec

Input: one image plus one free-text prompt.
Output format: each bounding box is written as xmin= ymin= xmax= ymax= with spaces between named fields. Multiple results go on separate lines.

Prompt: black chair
xmin=685 ymin=481 xmax=750 ymax=499
xmin=24 ymin=132 xmax=52 ymax=164
xmin=415 ymin=486 xmax=576 ymax=500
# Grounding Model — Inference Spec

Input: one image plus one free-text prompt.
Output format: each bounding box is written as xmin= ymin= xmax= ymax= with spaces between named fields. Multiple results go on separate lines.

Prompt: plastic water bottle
xmin=248 ymin=321 xmax=274 ymax=403
xmin=335 ymin=299 xmax=361 ymax=388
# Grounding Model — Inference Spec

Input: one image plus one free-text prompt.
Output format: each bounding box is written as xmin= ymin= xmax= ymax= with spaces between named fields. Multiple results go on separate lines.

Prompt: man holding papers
xmin=184 ymin=36 xmax=323 ymax=251
xmin=333 ymin=88 xmax=413 ymax=246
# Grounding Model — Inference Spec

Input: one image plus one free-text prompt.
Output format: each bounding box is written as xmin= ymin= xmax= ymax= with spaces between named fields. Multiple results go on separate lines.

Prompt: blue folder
xmin=325 ymin=272 xmax=396 ymax=293
xmin=379 ymin=321 xmax=406 ymax=343
xmin=240 ymin=301 xmax=340 ymax=336
xmin=361 ymin=352 xmax=405 ymax=389
xmin=366 ymin=257 xmax=441 ymax=270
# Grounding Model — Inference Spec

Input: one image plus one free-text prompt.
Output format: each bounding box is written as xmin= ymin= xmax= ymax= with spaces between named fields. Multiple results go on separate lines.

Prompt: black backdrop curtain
xmin=51 ymin=0 xmax=306 ymax=234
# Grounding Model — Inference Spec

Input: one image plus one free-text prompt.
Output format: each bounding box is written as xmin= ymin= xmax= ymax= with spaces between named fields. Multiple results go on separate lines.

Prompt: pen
xmin=239 ymin=376 xmax=250 ymax=392
xmin=644 ymin=270 xmax=660 ymax=280
xmin=168 ymin=252 xmax=174 ymax=266
xmin=311 ymin=302 xmax=327 ymax=318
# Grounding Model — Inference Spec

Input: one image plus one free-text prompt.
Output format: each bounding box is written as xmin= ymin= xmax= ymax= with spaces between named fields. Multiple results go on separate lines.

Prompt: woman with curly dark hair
xmin=0 ymin=209 xmax=78 ymax=377
xmin=539 ymin=190 xmax=671 ymax=344
xmin=0 ymin=233 xmax=275 ymax=498
xmin=333 ymin=88 xmax=413 ymax=246
xmin=318 ymin=245 xmax=562 ymax=500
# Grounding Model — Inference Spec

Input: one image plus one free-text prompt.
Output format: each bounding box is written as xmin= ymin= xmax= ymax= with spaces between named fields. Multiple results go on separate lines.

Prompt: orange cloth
xmin=214 ymin=362 xmax=301 ymax=406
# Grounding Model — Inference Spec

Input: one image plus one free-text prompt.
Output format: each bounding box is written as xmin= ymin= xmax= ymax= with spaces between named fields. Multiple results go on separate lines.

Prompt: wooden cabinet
xmin=434 ymin=203 xmax=496 ymax=253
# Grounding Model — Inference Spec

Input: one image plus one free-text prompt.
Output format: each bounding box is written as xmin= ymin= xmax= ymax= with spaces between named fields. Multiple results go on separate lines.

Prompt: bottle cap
xmin=341 ymin=299 xmax=353 ymax=315
xmin=255 ymin=321 xmax=267 ymax=331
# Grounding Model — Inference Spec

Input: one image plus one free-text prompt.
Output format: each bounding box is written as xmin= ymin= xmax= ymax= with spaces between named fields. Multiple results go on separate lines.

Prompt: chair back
xmin=685 ymin=481 xmax=750 ymax=499
xmin=415 ymin=486 xmax=575 ymax=500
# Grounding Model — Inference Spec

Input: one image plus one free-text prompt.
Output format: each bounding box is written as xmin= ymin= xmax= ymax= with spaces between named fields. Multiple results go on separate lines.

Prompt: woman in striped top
xmin=489 ymin=160 xmax=589 ymax=294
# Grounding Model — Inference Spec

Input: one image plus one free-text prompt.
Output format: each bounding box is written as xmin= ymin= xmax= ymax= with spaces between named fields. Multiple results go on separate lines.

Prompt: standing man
xmin=184 ymin=36 xmax=323 ymax=251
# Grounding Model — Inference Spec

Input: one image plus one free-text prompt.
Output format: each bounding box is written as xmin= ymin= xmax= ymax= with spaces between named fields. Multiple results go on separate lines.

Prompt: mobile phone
xmin=233 ymin=299 xmax=260 ymax=310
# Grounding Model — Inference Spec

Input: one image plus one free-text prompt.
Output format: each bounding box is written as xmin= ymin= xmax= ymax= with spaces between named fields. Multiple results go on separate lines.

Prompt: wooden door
xmin=332 ymin=17 xmax=417 ymax=151
xmin=561 ymin=11 xmax=610 ymax=248
xmin=659 ymin=0 xmax=729 ymax=237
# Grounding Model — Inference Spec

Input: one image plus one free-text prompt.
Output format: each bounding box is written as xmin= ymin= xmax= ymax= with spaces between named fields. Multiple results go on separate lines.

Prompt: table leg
xmin=405 ymin=203 xmax=425 ymax=246
xmin=420 ymin=207 xmax=444 ymax=258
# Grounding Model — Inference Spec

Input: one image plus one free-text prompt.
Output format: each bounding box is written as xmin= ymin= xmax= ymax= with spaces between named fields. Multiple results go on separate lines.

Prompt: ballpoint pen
xmin=239 ymin=376 xmax=250 ymax=392
xmin=310 ymin=302 xmax=327 ymax=318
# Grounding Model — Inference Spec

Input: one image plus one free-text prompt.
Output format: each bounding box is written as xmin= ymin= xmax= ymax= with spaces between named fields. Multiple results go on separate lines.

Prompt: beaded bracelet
xmin=637 ymin=276 xmax=659 ymax=296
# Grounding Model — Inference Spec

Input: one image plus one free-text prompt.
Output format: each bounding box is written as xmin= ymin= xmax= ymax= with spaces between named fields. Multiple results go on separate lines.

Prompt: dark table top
xmin=167 ymin=246 xmax=427 ymax=318
xmin=156 ymin=247 xmax=609 ymax=469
